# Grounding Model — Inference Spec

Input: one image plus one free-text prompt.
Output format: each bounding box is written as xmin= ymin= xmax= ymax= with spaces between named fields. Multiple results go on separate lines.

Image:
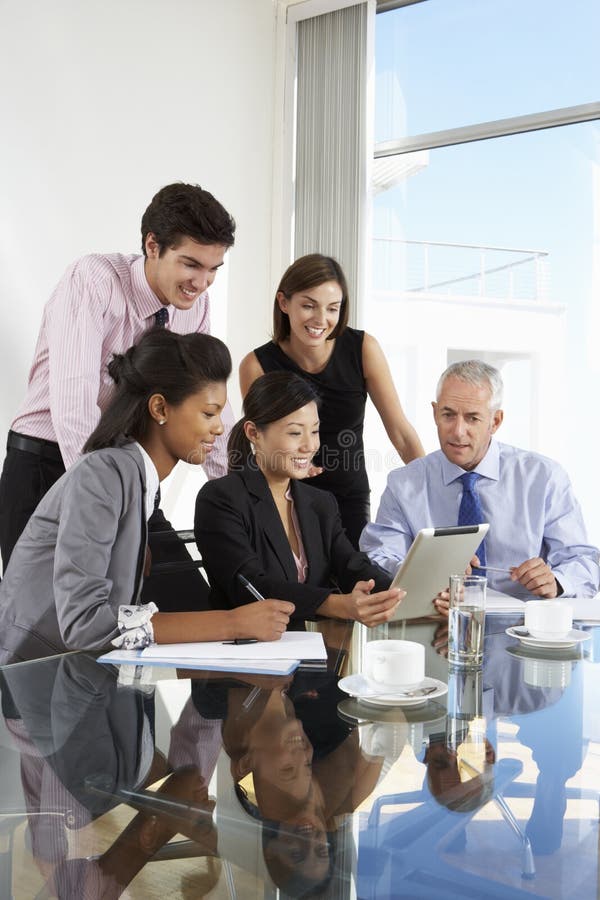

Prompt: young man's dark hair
xmin=141 ymin=182 xmax=236 ymax=256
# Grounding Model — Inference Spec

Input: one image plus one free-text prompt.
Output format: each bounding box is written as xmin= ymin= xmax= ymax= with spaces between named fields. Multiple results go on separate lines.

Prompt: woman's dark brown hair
xmin=227 ymin=371 xmax=320 ymax=472
xmin=84 ymin=329 xmax=231 ymax=452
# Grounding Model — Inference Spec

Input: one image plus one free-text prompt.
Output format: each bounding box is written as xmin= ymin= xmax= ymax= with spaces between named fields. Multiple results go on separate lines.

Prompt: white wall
xmin=0 ymin=0 xmax=276 ymax=455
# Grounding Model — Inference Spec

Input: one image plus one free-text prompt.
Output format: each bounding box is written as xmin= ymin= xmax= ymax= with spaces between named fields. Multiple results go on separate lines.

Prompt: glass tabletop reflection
xmin=0 ymin=615 xmax=599 ymax=899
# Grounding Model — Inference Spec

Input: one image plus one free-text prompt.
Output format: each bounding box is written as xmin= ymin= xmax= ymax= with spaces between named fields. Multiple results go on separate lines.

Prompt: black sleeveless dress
xmin=254 ymin=328 xmax=370 ymax=547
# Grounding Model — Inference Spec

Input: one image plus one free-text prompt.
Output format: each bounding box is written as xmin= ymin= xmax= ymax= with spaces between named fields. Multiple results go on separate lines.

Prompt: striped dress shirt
xmin=12 ymin=253 xmax=232 ymax=476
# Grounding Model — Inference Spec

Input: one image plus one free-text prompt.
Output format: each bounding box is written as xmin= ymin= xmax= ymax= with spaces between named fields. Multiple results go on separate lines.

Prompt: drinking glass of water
xmin=447 ymin=575 xmax=486 ymax=666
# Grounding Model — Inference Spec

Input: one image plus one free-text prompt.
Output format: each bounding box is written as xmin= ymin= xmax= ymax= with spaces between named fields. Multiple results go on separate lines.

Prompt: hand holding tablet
xmin=389 ymin=525 xmax=490 ymax=621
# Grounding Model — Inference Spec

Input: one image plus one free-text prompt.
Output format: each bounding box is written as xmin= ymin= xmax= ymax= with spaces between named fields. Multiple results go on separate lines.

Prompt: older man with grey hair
xmin=360 ymin=360 xmax=599 ymax=607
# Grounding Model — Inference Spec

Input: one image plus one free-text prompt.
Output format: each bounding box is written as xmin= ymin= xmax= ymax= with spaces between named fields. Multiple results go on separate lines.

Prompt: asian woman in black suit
xmin=195 ymin=372 xmax=403 ymax=624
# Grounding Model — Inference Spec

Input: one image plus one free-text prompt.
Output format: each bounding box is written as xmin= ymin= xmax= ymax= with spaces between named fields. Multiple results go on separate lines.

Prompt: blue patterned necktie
xmin=458 ymin=472 xmax=487 ymax=567
xmin=154 ymin=307 xmax=169 ymax=327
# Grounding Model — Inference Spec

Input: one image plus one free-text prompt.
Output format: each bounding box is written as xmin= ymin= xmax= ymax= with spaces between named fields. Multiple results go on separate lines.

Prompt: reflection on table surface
xmin=1 ymin=615 xmax=599 ymax=899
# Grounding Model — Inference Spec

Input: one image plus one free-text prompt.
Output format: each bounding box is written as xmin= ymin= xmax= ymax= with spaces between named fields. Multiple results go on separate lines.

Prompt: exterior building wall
xmin=363 ymin=289 xmax=566 ymax=513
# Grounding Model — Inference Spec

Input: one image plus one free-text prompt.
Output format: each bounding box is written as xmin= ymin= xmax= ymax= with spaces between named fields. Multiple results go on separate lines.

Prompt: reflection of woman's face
xmin=240 ymin=691 xmax=332 ymax=887
xmin=233 ymin=690 xmax=335 ymax=893
xmin=264 ymin=782 xmax=331 ymax=888
xmin=250 ymin=712 xmax=314 ymax=815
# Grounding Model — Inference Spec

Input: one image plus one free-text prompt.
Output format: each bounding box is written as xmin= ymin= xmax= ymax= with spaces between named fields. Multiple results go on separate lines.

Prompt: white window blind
xmin=294 ymin=2 xmax=371 ymax=321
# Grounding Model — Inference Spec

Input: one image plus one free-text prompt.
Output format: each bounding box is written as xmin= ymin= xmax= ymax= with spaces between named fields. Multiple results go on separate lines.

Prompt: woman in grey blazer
xmin=195 ymin=372 xmax=404 ymax=624
xmin=0 ymin=330 xmax=293 ymax=664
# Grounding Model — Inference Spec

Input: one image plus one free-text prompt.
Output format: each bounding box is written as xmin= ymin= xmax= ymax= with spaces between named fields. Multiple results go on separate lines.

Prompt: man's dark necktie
xmin=154 ymin=307 xmax=169 ymax=327
xmin=458 ymin=471 xmax=487 ymax=567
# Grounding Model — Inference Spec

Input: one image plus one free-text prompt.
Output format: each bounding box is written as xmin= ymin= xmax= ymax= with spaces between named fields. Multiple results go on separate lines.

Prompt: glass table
xmin=1 ymin=614 xmax=598 ymax=899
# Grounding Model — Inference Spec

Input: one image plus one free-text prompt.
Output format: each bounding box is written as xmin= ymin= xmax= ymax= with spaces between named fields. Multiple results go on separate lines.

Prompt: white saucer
xmin=506 ymin=644 xmax=583 ymax=664
xmin=338 ymin=673 xmax=447 ymax=708
xmin=505 ymin=626 xmax=591 ymax=650
xmin=337 ymin=697 xmax=447 ymax=727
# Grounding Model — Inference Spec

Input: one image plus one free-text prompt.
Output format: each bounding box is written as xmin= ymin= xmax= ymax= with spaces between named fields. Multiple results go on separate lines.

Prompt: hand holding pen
xmin=469 ymin=555 xmax=512 ymax=575
xmin=222 ymin=575 xmax=266 ymax=644
xmin=222 ymin=574 xmax=294 ymax=644
xmin=472 ymin=558 xmax=557 ymax=597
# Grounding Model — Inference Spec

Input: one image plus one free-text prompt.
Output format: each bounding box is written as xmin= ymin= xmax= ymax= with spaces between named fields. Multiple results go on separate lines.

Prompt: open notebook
xmin=98 ymin=630 xmax=327 ymax=675
xmin=97 ymin=650 xmax=299 ymax=676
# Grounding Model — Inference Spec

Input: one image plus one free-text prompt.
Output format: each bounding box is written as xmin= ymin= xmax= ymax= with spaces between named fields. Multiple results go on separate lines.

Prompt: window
xmin=376 ymin=0 xmax=600 ymax=138
xmin=365 ymin=0 xmax=600 ymax=542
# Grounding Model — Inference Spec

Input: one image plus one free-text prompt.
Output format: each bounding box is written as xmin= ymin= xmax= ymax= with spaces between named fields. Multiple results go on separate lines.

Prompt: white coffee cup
xmin=523 ymin=657 xmax=572 ymax=689
xmin=362 ymin=722 xmax=409 ymax=758
xmin=364 ymin=640 xmax=425 ymax=691
xmin=524 ymin=600 xmax=572 ymax=641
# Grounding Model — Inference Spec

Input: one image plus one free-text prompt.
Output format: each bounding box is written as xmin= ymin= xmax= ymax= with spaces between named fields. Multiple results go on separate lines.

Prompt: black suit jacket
xmin=194 ymin=466 xmax=390 ymax=619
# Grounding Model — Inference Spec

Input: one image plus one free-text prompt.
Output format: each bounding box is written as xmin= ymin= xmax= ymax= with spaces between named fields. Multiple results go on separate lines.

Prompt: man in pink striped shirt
xmin=0 ymin=182 xmax=235 ymax=579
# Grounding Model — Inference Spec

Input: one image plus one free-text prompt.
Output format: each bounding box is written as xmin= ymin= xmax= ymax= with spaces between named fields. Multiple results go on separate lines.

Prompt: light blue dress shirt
xmin=360 ymin=440 xmax=599 ymax=599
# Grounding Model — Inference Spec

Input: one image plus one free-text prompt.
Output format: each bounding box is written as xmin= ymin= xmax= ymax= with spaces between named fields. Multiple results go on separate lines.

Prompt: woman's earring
xmin=159 ymin=420 xmax=166 ymax=426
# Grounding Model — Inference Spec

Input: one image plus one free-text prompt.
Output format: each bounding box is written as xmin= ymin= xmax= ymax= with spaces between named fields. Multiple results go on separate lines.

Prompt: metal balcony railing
xmin=372 ymin=238 xmax=550 ymax=302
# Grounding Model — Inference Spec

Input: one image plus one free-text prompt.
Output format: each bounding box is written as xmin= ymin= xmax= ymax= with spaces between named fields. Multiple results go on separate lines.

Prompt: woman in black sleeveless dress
xmin=239 ymin=254 xmax=424 ymax=547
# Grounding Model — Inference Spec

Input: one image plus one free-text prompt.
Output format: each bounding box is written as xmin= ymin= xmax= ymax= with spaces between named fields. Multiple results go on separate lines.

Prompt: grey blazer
xmin=0 ymin=444 xmax=148 ymax=664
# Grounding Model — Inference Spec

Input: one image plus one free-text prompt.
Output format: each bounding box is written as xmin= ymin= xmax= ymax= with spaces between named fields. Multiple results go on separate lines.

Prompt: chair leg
xmin=494 ymin=795 xmax=535 ymax=879
xmin=223 ymin=858 xmax=237 ymax=899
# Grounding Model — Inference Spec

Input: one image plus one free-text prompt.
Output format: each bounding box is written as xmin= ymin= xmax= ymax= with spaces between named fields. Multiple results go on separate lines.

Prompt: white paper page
xmin=565 ymin=595 xmax=600 ymax=623
xmin=485 ymin=589 xmax=526 ymax=613
xmin=485 ymin=592 xmax=600 ymax=619
xmin=97 ymin=649 xmax=298 ymax=674
xmin=140 ymin=630 xmax=327 ymax=661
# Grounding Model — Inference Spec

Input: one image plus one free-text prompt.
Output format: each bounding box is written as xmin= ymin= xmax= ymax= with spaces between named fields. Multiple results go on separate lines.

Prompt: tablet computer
xmin=389 ymin=524 xmax=490 ymax=621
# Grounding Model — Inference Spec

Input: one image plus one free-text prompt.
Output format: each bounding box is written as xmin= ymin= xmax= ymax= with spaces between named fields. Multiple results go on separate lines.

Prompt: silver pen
xmin=237 ymin=573 xmax=266 ymax=601
xmin=475 ymin=565 xmax=513 ymax=574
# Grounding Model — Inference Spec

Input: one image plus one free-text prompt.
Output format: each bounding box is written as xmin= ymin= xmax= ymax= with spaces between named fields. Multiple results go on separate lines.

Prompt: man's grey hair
xmin=436 ymin=360 xmax=504 ymax=411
